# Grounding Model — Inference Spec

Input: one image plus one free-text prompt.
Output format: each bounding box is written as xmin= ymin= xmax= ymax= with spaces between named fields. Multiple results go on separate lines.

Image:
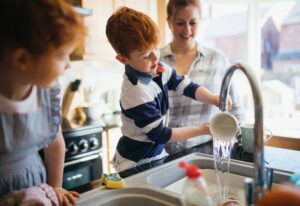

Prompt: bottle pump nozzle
xmin=179 ymin=161 xmax=202 ymax=179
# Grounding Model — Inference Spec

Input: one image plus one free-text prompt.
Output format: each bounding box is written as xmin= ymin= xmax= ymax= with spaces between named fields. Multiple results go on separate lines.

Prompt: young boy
xmin=106 ymin=7 xmax=232 ymax=172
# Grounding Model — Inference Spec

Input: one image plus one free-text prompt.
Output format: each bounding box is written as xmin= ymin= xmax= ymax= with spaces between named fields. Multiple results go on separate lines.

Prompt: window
xmin=195 ymin=0 xmax=300 ymax=137
xmin=200 ymin=3 xmax=249 ymax=62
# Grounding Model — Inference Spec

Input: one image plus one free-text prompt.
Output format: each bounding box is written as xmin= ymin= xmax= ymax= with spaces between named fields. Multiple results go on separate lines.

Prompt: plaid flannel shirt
xmin=160 ymin=43 xmax=245 ymax=153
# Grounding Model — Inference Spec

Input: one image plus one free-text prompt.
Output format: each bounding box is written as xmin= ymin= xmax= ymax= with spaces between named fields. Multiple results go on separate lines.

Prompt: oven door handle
xmin=64 ymin=153 xmax=101 ymax=167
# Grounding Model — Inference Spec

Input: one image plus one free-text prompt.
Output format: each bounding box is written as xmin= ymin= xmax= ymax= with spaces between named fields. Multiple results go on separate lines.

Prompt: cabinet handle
xmin=64 ymin=153 xmax=101 ymax=167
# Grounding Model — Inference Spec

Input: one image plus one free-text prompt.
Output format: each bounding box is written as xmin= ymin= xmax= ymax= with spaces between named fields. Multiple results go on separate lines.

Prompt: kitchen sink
xmin=77 ymin=153 xmax=292 ymax=206
xmin=146 ymin=153 xmax=290 ymax=205
xmin=164 ymin=169 xmax=248 ymax=203
xmin=146 ymin=153 xmax=290 ymax=187
xmin=77 ymin=187 xmax=181 ymax=206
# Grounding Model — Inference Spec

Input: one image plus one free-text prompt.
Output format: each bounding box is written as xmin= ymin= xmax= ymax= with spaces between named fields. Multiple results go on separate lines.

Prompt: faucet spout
xmin=219 ymin=62 xmax=266 ymax=202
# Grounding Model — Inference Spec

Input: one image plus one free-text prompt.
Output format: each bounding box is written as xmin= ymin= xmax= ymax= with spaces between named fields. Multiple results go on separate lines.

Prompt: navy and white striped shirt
xmin=111 ymin=62 xmax=199 ymax=172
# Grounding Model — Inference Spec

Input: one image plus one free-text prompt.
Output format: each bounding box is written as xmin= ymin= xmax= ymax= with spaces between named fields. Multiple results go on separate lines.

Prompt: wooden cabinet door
xmin=81 ymin=0 xmax=115 ymax=60
xmin=114 ymin=0 xmax=157 ymax=22
xmin=72 ymin=0 xmax=159 ymax=61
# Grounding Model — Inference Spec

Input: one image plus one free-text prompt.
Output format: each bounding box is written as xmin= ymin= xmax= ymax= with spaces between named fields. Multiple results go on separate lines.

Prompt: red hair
xmin=0 ymin=0 xmax=86 ymax=56
xmin=106 ymin=7 xmax=160 ymax=58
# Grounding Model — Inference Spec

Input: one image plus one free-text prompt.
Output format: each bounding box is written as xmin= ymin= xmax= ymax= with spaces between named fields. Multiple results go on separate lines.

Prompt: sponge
xmin=101 ymin=173 xmax=125 ymax=189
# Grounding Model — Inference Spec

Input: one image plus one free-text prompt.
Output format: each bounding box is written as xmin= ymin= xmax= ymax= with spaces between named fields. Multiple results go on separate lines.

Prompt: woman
xmin=160 ymin=0 xmax=245 ymax=154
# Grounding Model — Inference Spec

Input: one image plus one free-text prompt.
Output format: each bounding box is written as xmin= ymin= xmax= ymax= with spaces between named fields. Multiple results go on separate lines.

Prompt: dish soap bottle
xmin=179 ymin=161 xmax=212 ymax=206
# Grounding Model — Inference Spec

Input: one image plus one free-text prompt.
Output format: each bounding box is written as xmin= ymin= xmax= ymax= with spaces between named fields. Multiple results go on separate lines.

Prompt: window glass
xmin=165 ymin=0 xmax=300 ymax=136
xmin=200 ymin=3 xmax=249 ymax=62
xmin=200 ymin=1 xmax=299 ymax=130
xmin=259 ymin=1 xmax=300 ymax=136
xmin=199 ymin=2 xmax=253 ymax=120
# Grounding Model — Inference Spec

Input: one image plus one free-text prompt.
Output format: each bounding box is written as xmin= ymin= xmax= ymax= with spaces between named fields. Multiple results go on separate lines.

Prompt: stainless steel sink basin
xmin=146 ymin=153 xmax=290 ymax=188
xmin=77 ymin=153 xmax=292 ymax=206
xmin=77 ymin=187 xmax=181 ymax=206
xmin=145 ymin=153 xmax=291 ymax=205
xmin=164 ymin=169 xmax=248 ymax=203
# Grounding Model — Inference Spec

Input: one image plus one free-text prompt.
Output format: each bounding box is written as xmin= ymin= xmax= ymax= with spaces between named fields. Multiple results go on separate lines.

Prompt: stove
xmin=62 ymin=125 xmax=103 ymax=191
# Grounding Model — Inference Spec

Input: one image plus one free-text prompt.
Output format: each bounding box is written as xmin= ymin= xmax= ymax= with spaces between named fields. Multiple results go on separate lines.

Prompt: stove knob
xmin=68 ymin=142 xmax=79 ymax=155
xmin=89 ymin=137 xmax=99 ymax=150
xmin=79 ymin=139 xmax=89 ymax=153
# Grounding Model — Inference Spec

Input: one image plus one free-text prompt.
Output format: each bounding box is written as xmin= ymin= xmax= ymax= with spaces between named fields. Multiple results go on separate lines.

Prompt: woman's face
xmin=168 ymin=5 xmax=200 ymax=49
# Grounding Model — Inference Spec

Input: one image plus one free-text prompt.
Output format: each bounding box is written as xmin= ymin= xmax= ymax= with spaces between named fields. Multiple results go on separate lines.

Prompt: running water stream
xmin=213 ymin=136 xmax=236 ymax=205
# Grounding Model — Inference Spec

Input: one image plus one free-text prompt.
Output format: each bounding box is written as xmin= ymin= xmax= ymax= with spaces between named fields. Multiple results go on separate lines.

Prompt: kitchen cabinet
xmin=69 ymin=0 xmax=160 ymax=61
xmin=114 ymin=0 xmax=157 ymax=21
xmin=68 ymin=0 xmax=115 ymax=60
xmin=80 ymin=0 xmax=115 ymax=60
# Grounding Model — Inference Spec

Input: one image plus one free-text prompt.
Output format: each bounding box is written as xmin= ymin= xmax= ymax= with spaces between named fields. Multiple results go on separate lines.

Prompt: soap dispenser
xmin=179 ymin=161 xmax=212 ymax=206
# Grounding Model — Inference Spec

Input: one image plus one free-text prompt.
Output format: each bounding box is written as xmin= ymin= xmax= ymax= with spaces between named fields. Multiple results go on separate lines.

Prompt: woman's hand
xmin=53 ymin=187 xmax=80 ymax=206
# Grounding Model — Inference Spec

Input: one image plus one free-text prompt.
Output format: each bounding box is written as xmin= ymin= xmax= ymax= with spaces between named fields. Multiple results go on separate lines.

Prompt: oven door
xmin=63 ymin=151 xmax=102 ymax=190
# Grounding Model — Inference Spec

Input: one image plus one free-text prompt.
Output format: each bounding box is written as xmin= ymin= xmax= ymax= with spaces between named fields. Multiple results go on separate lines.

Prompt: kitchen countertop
xmin=65 ymin=112 xmax=300 ymax=194
xmin=119 ymin=141 xmax=248 ymax=178
xmin=119 ymin=141 xmax=300 ymax=178
xmin=73 ymin=140 xmax=300 ymax=193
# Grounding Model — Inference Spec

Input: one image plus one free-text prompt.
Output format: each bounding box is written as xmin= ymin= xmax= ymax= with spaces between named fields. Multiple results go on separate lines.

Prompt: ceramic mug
xmin=82 ymin=102 xmax=104 ymax=120
xmin=241 ymin=123 xmax=272 ymax=153
xmin=210 ymin=112 xmax=239 ymax=141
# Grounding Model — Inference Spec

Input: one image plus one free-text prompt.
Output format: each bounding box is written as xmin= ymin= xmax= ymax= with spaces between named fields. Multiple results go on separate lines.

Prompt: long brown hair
xmin=167 ymin=0 xmax=201 ymax=20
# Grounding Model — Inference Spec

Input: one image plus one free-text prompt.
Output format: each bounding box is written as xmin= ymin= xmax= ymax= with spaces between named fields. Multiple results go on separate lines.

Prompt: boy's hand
xmin=226 ymin=95 xmax=233 ymax=110
xmin=200 ymin=123 xmax=211 ymax=135
xmin=212 ymin=94 xmax=219 ymax=107
xmin=53 ymin=187 xmax=80 ymax=206
xmin=212 ymin=95 xmax=232 ymax=111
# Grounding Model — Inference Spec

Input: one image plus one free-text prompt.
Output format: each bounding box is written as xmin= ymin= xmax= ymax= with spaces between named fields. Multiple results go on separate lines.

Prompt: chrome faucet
xmin=219 ymin=62 xmax=268 ymax=204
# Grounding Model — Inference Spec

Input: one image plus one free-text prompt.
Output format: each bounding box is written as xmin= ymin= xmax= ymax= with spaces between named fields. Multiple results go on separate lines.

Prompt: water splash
xmin=213 ymin=136 xmax=235 ymax=204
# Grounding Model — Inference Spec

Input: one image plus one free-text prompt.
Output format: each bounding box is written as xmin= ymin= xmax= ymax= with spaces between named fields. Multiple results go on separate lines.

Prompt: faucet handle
xmin=244 ymin=177 xmax=255 ymax=206
xmin=266 ymin=167 xmax=274 ymax=190
xmin=236 ymin=133 xmax=242 ymax=144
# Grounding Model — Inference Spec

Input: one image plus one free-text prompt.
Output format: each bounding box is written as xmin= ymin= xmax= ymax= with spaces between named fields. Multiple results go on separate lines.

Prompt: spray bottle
xmin=179 ymin=161 xmax=212 ymax=206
